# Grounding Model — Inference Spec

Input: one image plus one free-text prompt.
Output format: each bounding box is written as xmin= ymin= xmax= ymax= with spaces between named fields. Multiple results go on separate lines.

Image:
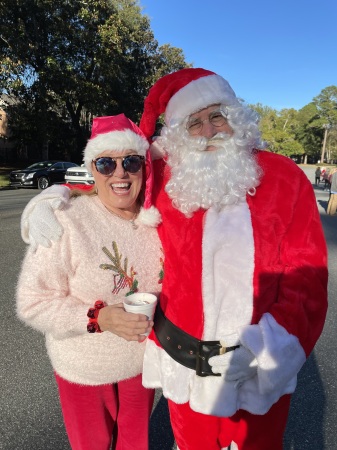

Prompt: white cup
xmin=123 ymin=293 xmax=158 ymax=336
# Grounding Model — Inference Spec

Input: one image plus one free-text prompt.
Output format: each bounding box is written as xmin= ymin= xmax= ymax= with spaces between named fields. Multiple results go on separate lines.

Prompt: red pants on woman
xmin=55 ymin=373 xmax=154 ymax=450
xmin=168 ymin=394 xmax=291 ymax=450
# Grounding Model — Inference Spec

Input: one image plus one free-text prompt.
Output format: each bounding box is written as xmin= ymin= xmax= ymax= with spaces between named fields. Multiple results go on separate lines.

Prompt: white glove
xmin=21 ymin=185 xmax=70 ymax=251
xmin=208 ymin=332 xmax=240 ymax=376
xmin=209 ymin=346 xmax=258 ymax=386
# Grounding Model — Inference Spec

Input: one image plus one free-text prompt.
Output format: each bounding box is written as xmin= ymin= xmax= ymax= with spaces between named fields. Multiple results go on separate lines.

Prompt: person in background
xmin=321 ymin=166 xmax=326 ymax=181
xmin=16 ymin=114 xmax=162 ymax=450
xmin=315 ymin=166 xmax=321 ymax=185
xmin=20 ymin=68 xmax=328 ymax=450
xmin=327 ymin=167 xmax=337 ymax=215
xmin=323 ymin=168 xmax=331 ymax=191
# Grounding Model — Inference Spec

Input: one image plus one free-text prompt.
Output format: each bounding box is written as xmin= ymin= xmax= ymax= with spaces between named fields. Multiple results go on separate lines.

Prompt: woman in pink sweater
xmin=16 ymin=115 xmax=162 ymax=450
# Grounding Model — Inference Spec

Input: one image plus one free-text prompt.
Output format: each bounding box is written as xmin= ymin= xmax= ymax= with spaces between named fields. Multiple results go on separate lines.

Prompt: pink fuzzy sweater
xmin=16 ymin=195 xmax=163 ymax=385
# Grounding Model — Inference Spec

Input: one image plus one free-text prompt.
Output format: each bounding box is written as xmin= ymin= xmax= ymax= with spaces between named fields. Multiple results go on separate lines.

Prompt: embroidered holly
xmin=100 ymin=241 xmax=138 ymax=296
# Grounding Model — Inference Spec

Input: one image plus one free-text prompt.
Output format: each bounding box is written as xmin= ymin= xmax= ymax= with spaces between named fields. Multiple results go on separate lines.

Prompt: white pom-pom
xmin=136 ymin=206 xmax=162 ymax=227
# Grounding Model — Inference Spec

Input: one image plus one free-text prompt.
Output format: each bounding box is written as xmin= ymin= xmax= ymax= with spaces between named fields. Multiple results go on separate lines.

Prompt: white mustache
xmin=207 ymin=137 xmax=224 ymax=146
xmin=198 ymin=133 xmax=229 ymax=152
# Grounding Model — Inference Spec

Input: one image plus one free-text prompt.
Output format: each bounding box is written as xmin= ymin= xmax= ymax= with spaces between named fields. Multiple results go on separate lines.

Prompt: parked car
xmin=9 ymin=160 xmax=79 ymax=190
xmin=65 ymin=165 xmax=95 ymax=185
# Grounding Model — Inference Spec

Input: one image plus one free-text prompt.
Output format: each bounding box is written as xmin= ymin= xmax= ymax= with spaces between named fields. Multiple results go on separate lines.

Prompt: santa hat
xmin=83 ymin=114 xmax=161 ymax=227
xmin=139 ymin=67 xmax=239 ymax=139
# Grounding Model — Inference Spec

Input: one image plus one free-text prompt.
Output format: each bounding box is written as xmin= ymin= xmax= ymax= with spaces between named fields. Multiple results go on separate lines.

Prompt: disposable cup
xmin=123 ymin=293 xmax=157 ymax=336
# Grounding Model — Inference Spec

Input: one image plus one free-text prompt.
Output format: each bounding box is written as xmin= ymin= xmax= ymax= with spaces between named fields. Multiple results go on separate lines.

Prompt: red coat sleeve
xmin=250 ymin=152 xmax=328 ymax=356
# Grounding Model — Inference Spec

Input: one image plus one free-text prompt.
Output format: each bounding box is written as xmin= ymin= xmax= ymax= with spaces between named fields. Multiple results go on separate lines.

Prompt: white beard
xmin=158 ymin=125 xmax=263 ymax=217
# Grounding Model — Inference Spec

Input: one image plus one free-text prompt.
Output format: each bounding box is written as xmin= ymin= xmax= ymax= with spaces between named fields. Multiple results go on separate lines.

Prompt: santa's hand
xmin=208 ymin=332 xmax=240 ymax=375
xmin=209 ymin=346 xmax=257 ymax=385
xmin=21 ymin=185 xmax=70 ymax=250
xmin=224 ymin=346 xmax=258 ymax=383
xmin=27 ymin=201 xmax=64 ymax=250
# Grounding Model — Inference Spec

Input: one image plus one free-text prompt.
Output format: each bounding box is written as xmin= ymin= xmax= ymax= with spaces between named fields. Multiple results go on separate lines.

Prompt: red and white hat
xmin=139 ymin=67 xmax=239 ymax=139
xmin=84 ymin=114 xmax=149 ymax=171
xmin=84 ymin=114 xmax=161 ymax=227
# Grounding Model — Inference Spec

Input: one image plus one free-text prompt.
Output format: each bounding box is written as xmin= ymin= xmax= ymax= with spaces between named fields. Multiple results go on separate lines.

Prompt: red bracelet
xmin=87 ymin=300 xmax=107 ymax=333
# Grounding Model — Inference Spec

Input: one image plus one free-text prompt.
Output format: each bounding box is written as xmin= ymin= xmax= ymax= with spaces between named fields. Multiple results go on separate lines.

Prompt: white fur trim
xmin=165 ymin=74 xmax=239 ymax=126
xmin=202 ymin=202 xmax=254 ymax=339
xmin=143 ymin=335 xmax=298 ymax=417
xmin=136 ymin=206 xmax=162 ymax=227
xmin=142 ymin=338 xmax=194 ymax=399
xmin=143 ymin=202 xmax=303 ymax=416
xmin=83 ymin=129 xmax=149 ymax=172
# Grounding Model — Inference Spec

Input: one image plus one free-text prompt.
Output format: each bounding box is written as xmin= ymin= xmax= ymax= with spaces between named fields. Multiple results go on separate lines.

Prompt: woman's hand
xmin=98 ymin=303 xmax=153 ymax=342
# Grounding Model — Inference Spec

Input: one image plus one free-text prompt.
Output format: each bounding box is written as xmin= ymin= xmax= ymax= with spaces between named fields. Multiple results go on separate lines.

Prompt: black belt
xmin=154 ymin=304 xmax=240 ymax=377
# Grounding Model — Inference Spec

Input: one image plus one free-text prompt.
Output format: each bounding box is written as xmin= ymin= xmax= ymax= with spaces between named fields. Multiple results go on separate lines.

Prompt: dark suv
xmin=10 ymin=161 xmax=79 ymax=189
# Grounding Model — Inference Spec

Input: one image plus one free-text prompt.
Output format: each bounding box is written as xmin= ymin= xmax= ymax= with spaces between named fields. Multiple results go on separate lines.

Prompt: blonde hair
xmin=69 ymin=186 xmax=97 ymax=198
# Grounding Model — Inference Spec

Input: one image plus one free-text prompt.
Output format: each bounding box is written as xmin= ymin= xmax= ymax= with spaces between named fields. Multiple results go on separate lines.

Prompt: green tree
xmin=313 ymin=86 xmax=337 ymax=162
xmin=0 ymin=0 xmax=189 ymax=161
xmin=296 ymin=103 xmax=322 ymax=162
xmin=150 ymin=43 xmax=191 ymax=81
xmin=251 ymin=104 xmax=304 ymax=157
xmin=313 ymin=86 xmax=337 ymax=125
xmin=326 ymin=126 xmax=337 ymax=162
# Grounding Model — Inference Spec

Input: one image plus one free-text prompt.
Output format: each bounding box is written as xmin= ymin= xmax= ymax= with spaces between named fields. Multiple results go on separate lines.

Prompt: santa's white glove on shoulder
xmin=208 ymin=333 xmax=258 ymax=386
xmin=21 ymin=184 xmax=70 ymax=251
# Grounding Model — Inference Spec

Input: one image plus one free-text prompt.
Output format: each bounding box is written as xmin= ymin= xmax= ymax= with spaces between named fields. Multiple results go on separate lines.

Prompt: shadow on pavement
xmin=150 ymin=394 xmax=175 ymax=450
xmin=284 ymin=352 xmax=325 ymax=449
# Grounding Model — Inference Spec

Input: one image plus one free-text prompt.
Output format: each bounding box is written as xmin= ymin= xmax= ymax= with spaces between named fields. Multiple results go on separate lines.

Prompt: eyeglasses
xmin=186 ymin=109 xmax=228 ymax=136
xmin=92 ymin=155 xmax=145 ymax=176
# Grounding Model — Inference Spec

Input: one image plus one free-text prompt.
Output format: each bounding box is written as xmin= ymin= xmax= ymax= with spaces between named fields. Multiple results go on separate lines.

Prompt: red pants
xmin=168 ymin=394 xmax=291 ymax=450
xmin=55 ymin=373 xmax=154 ymax=450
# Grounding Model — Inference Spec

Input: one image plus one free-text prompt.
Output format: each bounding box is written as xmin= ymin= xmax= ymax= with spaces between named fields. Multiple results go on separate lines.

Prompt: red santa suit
xmin=138 ymin=68 xmax=328 ymax=449
xmin=142 ymin=150 xmax=327 ymax=448
xmin=143 ymin=148 xmax=327 ymax=403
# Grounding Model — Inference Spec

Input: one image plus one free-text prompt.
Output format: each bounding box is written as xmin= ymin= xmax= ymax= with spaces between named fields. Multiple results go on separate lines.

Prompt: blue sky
xmin=139 ymin=0 xmax=336 ymax=111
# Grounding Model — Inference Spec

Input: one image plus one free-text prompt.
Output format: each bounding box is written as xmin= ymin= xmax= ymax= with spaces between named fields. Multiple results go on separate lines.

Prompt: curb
xmin=0 ymin=186 xmax=17 ymax=190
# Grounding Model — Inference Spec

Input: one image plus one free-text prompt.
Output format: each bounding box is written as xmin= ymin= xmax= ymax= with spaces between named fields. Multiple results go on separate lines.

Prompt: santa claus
xmin=21 ymin=68 xmax=328 ymax=450
xmin=139 ymin=68 xmax=328 ymax=450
